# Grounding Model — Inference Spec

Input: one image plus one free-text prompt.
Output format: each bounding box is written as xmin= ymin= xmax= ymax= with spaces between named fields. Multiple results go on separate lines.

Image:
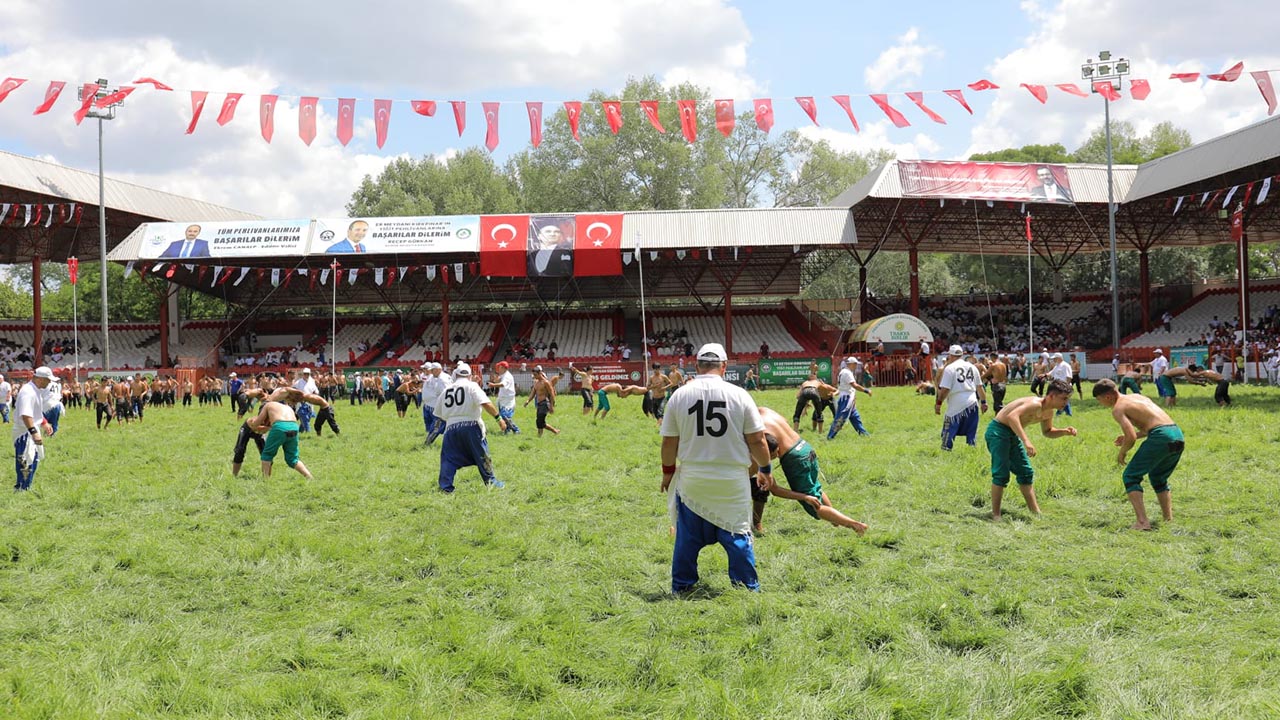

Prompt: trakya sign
xmin=849 ymin=313 xmax=934 ymax=344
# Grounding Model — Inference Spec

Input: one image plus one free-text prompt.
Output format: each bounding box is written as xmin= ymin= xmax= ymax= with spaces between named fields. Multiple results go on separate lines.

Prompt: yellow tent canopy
xmin=849 ymin=313 xmax=933 ymax=344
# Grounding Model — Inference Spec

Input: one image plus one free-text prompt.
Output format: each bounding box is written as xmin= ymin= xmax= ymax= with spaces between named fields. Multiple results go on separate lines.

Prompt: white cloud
xmin=864 ymin=28 xmax=942 ymax=92
xmin=799 ymin=123 xmax=943 ymax=161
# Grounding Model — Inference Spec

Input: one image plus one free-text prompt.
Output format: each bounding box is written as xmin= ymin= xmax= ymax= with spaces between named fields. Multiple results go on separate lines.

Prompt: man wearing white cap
xmin=827 ymin=356 xmax=872 ymax=440
xmin=435 ymin=362 xmax=506 ymax=492
xmin=660 ymin=343 xmax=775 ymax=594
xmin=293 ymin=368 xmax=318 ymax=396
xmin=1049 ymin=353 xmax=1074 ymax=416
xmin=421 ymin=363 xmax=451 ymax=445
xmin=936 ymin=345 xmax=987 ymax=451
xmin=14 ymin=367 xmax=54 ymax=491
xmin=1150 ymin=349 xmax=1175 ymax=407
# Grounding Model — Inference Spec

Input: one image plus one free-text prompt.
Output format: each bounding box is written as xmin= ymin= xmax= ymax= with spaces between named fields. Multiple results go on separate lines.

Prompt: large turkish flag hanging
xmin=574 ymin=214 xmax=623 ymax=277
xmin=479 ymin=215 xmax=530 ymax=277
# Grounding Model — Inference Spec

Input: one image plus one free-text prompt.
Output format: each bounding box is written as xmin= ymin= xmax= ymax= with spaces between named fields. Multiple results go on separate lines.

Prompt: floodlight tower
xmin=78 ymin=78 xmax=125 ymax=371
xmin=1081 ymin=51 xmax=1130 ymax=352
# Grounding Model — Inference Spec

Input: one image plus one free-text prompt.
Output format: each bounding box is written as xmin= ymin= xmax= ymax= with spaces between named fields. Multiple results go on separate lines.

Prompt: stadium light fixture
xmin=1081 ymin=51 xmax=1131 ymax=352
xmin=78 ymin=78 xmax=125 ymax=371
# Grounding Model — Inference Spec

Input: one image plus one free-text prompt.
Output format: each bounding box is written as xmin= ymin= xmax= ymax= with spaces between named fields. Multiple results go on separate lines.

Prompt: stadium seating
xmin=399 ymin=319 xmax=498 ymax=364
xmin=649 ymin=310 xmax=808 ymax=357
xmin=1125 ymin=285 xmax=1280 ymax=348
xmin=508 ymin=314 xmax=620 ymax=362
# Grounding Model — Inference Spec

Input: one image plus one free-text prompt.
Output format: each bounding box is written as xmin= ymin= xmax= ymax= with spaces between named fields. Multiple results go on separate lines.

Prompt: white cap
xmin=846 ymin=356 xmax=859 ymax=364
xmin=534 ymin=364 xmax=544 ymax=372
xmin=1154 ymin=349 xmax=1163 ymax=354
xmin=33 ymin=366 xmax=55 ymax=380
xmin=455 ymin=363 xmax=472 ymax=376
xmin=126 ymin=375 xmax=134 ymax=381
xmin=948 ymin=344 xmax=964 ymax=356
xmin=302 ymin=368 xmax=311 ymax=374
xmin=229 ymin=372 xmax=237 ymax=377
xmin=420 ymin=362 xmax=432 ymax=369
xmin=697 ymin=343 xmax=728 ymax=362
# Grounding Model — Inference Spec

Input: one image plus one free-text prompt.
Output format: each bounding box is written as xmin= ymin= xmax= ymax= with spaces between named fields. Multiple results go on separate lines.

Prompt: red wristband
xmin=662 ymin=464 xmax=676 ymax=475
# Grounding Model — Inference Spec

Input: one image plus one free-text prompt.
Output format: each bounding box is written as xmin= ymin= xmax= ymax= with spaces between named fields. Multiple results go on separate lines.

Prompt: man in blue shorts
xmin=436 ymin=363 xmax=506 ymax=493
xmin=935 ymin=345 xmax=988 ymax=450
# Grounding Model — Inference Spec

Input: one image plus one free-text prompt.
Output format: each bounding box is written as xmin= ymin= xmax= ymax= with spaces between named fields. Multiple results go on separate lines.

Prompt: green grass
xmin=3 ymin=383 xmax=1280 ymax=719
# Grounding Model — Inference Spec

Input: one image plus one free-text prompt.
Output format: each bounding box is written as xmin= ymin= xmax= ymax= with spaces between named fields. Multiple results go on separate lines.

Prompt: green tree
xmin=347 ymin=148 xmax=520 ymax=217
xmin=772 ymin=134 xmax=894 ymax=208
xmin=968 ymin=143 xmax=1071 ymax=163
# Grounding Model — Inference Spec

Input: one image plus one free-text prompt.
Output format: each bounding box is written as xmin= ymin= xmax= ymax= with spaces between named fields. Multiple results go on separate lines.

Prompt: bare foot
xmin=992 ymin=512 xmax=1002 ymax=522
xmin=1130 ymin=522 xmax=1152 ymax=531
xmin=551 ymin=428 xmax=560 ymax=435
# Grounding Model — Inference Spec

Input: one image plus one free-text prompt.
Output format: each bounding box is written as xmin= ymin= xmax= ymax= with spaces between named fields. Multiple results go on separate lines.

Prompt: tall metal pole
xmin=1105 ymin=95 xmax=1120 ymax=351
xmin=636 ymin=234 xmax=649 ymax=386
xmin=331 ymin=261 xmax=338 ymax=375
xmin=98 ymin=116 xmax=111 ymax=371
xmin=1027 ymin=216 xmax=1035 ymax=353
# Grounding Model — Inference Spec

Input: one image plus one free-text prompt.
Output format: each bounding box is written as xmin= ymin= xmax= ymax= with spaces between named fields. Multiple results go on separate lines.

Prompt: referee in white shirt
xmin=660 ymin=343 xmax=775 ymax=594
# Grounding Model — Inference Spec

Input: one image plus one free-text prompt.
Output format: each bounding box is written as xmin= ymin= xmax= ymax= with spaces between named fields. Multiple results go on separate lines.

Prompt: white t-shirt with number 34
xmin=939 ymin=359 xmax=981 ymax=418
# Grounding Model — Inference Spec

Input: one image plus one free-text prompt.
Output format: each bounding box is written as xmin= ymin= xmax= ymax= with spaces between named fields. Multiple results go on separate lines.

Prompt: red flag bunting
xmin=72 ymin=83 xmax=100 ymax=125
xmin=298 ymin=96 xmax=318 ymax=145
xmin=94 ymin=86 xmax=134 ymax=109
xmin=309 ymin=271 xmax=318 ymax=292
xmin=1020 ymin=84 xmax=1048 ymax=104
xmin=0 ymin=77 xmax=27 ymax=104
xmin=1208 ymin=61 xmax=1244 ymax=82
xmin=968 ymin=79 xmax=999 ymax=91
xmin=218 ymin=267 xmax=234 ymax=285
xmin=479 ymin=215 xmax=530 ymax=277
xmin=68 ymin=257 xmax=78 ymax=284
xmin=831 ymin=95 xmax=860 ymax=131
xmin=602 ymin=101 xmax=623 ymax=134
xmin=640 ymin=100 xmax=665 ymax=133
xmin=564 ymin=101 xmax=582 ymax=141
xmin=1092 ymin=80 xmax=1121 ymax=101
xmin=165 ymin=264 xmax=178 ymax=279
xmin=795 ymin=96 xmax=818 ymax=125
xmin=283 ymin=270 xmax=295 ymax=289
xmin=33 ymin=81 xmax=65 ymax=115
xmin=334 ymin=268 xmax=344 ymax=285
xmin=387 ymin=267 xmax=397 ymax=285
xmin=575 ymin=214 xmax=623 ymax=276
xmin=942 ymin=89 xmax=972 ymax=114
xmin=337 ymin=97 xmax=355 ymax=146
xmin=410 ymin=100 xmax=437 ymax=116
xmin=526 ymin=101 xmax=543 ymax=147
xmin=1170 ymin=72 xmax=1200 ymax=83
xmin=714 ymin=98 xmax=735 ymax=136
xmin=482 ymin=101 xmax=500 ymax=151
xmin=185 ymin=91 xmax=208 ymax=134
xmin=256 ymin=268 xmax=266 ymax=284
xmin=450 ymin=101 xmax=466 ymax=136
xmin=216 ymin=92 xmax=242 ymax=125
xmin=1230 ymin=205 xmax=1244 ymax=242
xmin=905 ymin=92 xmax=946 ymax=124
xmin=1251 ymin=71 xmax=1277 ymax=116
xmin=373 ymin=99 xmax=392 ymax=148
xmin=1130 ymin=79 xmax=1151 ymax=101
xmin=1054 ymin=83 xmax=1089 ymax=98
xmin=676 ymin=100 xmax=697 ymax=142
xmin=752 ymin=98 xmax=774 ymax=133
xmin=1025 ymin=214 xmax=1033 ymax=243
xmin=260 ymin=94 xmax=277 ymax=143
xmin=133 ymin=77 xmax=172 ymax=91
xmin=869 ymin=94 xmax=911 ymax=128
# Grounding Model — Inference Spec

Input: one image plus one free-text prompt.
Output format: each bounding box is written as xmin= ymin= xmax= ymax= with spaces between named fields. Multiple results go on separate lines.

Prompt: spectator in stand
xmin=1162 ymin=311 xmax=1173 ymax=332
xmin=621 ymin=345 xmax=632 ymax=361
xmin=759 ymin=342 xmax=770 ymax=359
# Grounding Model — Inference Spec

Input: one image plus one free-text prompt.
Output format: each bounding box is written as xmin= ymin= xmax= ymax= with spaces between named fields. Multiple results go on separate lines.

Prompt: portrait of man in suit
xmin=160 ymin=224 xmax=210 ymax=258
xmin=1029 ymin=165 xmax=1073 ymax=204
xmin=326 ymin=220 xmax=371 ymax=254
xmin=527 ymin=216 xmax=573 ymax=277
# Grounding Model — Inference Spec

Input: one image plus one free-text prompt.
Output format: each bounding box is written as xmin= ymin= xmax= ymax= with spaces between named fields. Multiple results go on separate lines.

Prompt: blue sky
xmin=0 ymin=0 xmax=1273 ymax=217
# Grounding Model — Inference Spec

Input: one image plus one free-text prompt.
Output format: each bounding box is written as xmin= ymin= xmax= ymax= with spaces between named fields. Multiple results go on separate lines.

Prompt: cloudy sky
xmin=0 ymin=0 xmax=1273 ymax=218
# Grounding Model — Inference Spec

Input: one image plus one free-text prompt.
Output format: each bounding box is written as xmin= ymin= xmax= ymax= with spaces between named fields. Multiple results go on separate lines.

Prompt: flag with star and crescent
xmin=573 ymin=213 xmax=623 ymax=277
xmin=479 ymin=214 xmax=530 ymax=277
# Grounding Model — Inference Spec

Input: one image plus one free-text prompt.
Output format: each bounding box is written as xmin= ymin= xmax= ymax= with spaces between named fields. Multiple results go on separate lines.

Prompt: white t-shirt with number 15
xmin=939 ymin=359 xmax=981 ymax=418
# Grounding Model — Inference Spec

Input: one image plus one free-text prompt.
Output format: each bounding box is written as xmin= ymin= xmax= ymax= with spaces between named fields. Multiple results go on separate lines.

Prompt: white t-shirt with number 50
xmin=939 ymin=359 xmax=981 ymax=418
xmin=661 ymin=373 xmax=764 ymax=534
xmin=434 ymin=378 xmax=491 ymax=433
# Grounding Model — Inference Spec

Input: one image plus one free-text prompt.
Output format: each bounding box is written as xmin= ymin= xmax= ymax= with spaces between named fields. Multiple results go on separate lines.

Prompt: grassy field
xmin=2 ymin=382 xmax=1279 ymax=719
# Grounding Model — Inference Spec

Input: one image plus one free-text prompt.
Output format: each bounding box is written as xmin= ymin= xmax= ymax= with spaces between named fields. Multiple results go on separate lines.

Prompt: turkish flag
xmin=574 ymin=214 xmax=623 ymax=276
xmin=73 ymin=83 xmax=100 ymax=125
xmin=482 ymin=101 xmax=500 ymax=151
xmin=299 ymin=96 xmax=318 ymax=145
xmin=1020 ymin=84 xmax=1048 ymax=104
xmin=450 ymin=100 xmax=466 ymax=136
xmin=0 ymin=77 xmax=26 ymax=104
xmin=95 ymin=86 xmax=135 ymax=109
xmin=33 ymin=81 xmax=65 ymax=115
xmin=1092 ymin=81 xmax=1121 ymax=102
xmin=309 ymin=270 xmax=319 ymax=292
xmin=216 ymin=93 xmax=243 ymax=125
xmin=337 ymin=97 xmax=356 ymax=146
xmin=676 ymin=100 xmax=697 ymax=142
xmin=1170 ymin=72 xmax=1200 ymax=83
xmin=1025 ymin=214 xmax=1033 ymax=243
xmin=1231 ymin=206 xmax=1244 ymax=242
xmin=905 ymin=92 xmax=946 ymax=124
xmin=1208 ymin=61 xmax=1244 ymax=82
xmin=869 ymin=94 xmax=910 ymax=128
xmin=1054 ymin=83 xmax=1089 ymax=98
xmin=198 ymin=265 xmax=208 ymax=285
xmin=640 ymin=100 xmax=665 ymax=133
xmin=968 ymin=79 xmax=999 ymax=91
xmin=1251 ymin=72 xmax=1277 ymax=116
xmin=133 ymin=77 xmax=173 ymax=91
xmin=795 ymin=96 xmax=818 ymax=125
xmin=526 ymin=101 xmax=543 ymax=147
xmin=714 ymin=98 xmax=735 ymax=136
xmin=602 ymin=101 xmax=623 ymax=134
xmin=564 ymin=101 xmax=582 ymax=141
xmin=479 ymin=215 xmax=529 ymax=277
xmin=831 ymin=95 xmax=860 ymax=131
xmin=68 ymin=257 xmax=79 ymax=284
xmin=410 ymin=100 xmax=437 ymax=116
xmin=1130 ymin=79 xmax=1151 ymax=101
xmin=260 ymin=94 xmax=277 ymax=143
xmin=752 ymin=98 xmax=773 ymax=133
xmin=943 ymin=89 xmax=972 ymax=114
xmin=373 ymin=99 xmax=392 ymax=148
xmin=185 ymin=91 xmax=208 ymax=134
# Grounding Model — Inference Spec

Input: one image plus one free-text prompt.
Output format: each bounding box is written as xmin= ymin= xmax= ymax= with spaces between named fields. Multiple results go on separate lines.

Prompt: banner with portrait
xmin=897 ymin=161 xmax=1075 ymax=204
xmin=311 ymin=215 xmax=480 ymax=255
xmin=527 ymin=214 xmax=575 ymax=277
xmin=137 ymin=220 xmax=310 ymax=259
